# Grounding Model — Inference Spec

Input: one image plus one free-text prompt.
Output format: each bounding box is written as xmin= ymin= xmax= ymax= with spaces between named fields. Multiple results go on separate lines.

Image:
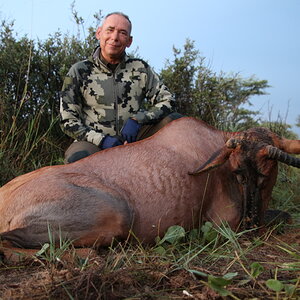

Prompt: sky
xmin=1 ymin=0 xmax=299 ymax=136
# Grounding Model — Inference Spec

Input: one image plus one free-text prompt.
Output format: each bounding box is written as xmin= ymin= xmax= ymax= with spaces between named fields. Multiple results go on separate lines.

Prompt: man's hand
xmin=121 ymin=118 xmax=141 ymax=143
xmin=101 ymin=136 xmax=122 ymax=149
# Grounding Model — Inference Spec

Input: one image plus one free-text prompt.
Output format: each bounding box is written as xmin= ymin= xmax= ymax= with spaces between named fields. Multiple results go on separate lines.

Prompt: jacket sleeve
xmin=133 ymin=66 xmax=175 ymax=124
xmin=59 ymin=67 xmax=105 ymax=146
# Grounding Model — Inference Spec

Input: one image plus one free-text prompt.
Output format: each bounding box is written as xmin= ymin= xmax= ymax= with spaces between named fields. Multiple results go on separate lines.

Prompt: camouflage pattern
xmin=60 ymin=47 xmax=175 ymax=146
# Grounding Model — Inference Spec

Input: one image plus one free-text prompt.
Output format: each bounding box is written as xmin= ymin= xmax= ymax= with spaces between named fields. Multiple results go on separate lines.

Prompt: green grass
xmin=0 ymin=103 xmax=66 ymax=186
xmin=1 ymin=214 xmax=299 ymax=299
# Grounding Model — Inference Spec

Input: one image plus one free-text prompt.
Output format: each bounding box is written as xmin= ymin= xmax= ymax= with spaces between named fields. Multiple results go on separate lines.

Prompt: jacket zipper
xmin=112 ymin=69 xmax=119 ymax=135
xmin=100 ymin=59 xmax=120 ymax=136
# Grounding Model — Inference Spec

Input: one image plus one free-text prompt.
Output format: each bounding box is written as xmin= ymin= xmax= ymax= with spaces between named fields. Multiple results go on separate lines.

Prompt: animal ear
xmin=279 ymin=138 xmax=300 ymax=154
xmin=189 ymin=146 xmax=233 ymax=176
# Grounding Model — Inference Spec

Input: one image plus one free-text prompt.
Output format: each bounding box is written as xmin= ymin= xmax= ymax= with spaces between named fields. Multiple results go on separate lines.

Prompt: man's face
xmin=96 ymin=14 xmax=132 ymax=63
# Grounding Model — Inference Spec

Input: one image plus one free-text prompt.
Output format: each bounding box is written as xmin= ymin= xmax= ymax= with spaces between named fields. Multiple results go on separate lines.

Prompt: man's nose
xmin=111 ymin=30 xmax=119 ymax=40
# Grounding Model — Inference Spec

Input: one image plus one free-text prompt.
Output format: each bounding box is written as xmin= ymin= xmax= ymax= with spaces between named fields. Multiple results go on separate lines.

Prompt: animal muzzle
xmin=242 ymin=184 xmax=262 ymax=229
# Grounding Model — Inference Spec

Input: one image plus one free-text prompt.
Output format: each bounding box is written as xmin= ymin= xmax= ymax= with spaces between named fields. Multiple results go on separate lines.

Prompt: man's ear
xmin=126 ymin=36 xmax=133 ymax=48
xmin=95 ymin=26 xmax=102 ymax=40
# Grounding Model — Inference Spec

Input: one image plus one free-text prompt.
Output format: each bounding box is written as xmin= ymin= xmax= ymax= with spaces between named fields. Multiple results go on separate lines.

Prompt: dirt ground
xmin=0 ymin=227 xmax=299 ymax=300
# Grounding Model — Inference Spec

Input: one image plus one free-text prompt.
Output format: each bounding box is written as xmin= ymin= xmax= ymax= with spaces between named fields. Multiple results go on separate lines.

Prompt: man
xmin=60 ymin=12 xmax=179 ymax=163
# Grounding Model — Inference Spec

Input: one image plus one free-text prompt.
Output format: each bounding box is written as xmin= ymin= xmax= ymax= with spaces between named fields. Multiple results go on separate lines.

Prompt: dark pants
xmin=64 ymin=112 xmax=182 ymax=163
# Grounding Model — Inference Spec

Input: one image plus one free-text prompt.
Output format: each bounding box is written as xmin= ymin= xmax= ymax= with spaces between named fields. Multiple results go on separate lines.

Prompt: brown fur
xmin=0 ymin=117 xmax=299 ymax=256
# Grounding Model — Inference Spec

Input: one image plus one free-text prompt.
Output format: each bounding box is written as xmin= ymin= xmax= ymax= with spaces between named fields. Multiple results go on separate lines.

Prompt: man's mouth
xmin=108 ymin=44 xmax=120 ymax=48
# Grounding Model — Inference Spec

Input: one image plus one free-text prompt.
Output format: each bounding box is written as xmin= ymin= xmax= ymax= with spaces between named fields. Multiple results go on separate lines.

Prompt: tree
xmin=160 ymin=39 xmax=199 ymax=114
xmin=296 ymin=115 xmax=300 ymax=128
xmin=160 ymin=39 xmax=270 ymax=130
xmin=0 ymin=17 xmax=98 ymax=184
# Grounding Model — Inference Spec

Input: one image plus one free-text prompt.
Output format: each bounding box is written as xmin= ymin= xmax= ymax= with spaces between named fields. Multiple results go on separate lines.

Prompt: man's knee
xmin=64 ymin=141 xmax=100 ymax=164
xmin=168 ymin=112 xmax=184 ymax=120
xmin=159 ymin=112 xmax=183 ymax=126
xmin=137 ymin=112 xmax=183 ymax=140
xmin=66 ymin=150 xmax=90 ymax=163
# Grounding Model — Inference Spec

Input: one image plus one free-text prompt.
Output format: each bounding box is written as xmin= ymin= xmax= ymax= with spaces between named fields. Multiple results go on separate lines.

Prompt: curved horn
xmin=267 ymin=145 xmax=300 ymax=168
xmin=189 ymin=146 xmax=233 ymax=176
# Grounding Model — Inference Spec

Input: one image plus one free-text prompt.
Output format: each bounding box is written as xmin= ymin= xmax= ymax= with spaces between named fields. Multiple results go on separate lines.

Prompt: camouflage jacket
xmin=60 ymin=47 xmax=175 ymax=146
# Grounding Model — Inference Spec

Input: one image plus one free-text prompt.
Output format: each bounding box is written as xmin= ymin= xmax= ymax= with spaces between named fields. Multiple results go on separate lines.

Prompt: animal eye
xmin=233 ymin=169 xmax=243 ymax=175
xmin=233 ymin=169 xmax=247 ymax=184
xmin=236 ymin=174 xmax=246 ymax=184
xmin=257 ymin=174 xmax=266 ymax=187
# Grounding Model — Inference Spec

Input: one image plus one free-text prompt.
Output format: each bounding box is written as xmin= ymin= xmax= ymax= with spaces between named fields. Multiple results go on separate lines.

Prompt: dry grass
xmin=1 ymin=222 xmax=299 ymax=300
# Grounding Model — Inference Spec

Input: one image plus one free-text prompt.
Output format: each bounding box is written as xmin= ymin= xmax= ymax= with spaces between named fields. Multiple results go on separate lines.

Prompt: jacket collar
xmin=91 ymin=46 xmax=128 ymax=71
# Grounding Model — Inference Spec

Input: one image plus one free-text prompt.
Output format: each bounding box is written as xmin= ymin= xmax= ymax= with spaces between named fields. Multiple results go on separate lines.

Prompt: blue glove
xmin=121 ymin=119 xmax=141 ymax=143
xmin=101 ymin=136 xmax=122 ymax=150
